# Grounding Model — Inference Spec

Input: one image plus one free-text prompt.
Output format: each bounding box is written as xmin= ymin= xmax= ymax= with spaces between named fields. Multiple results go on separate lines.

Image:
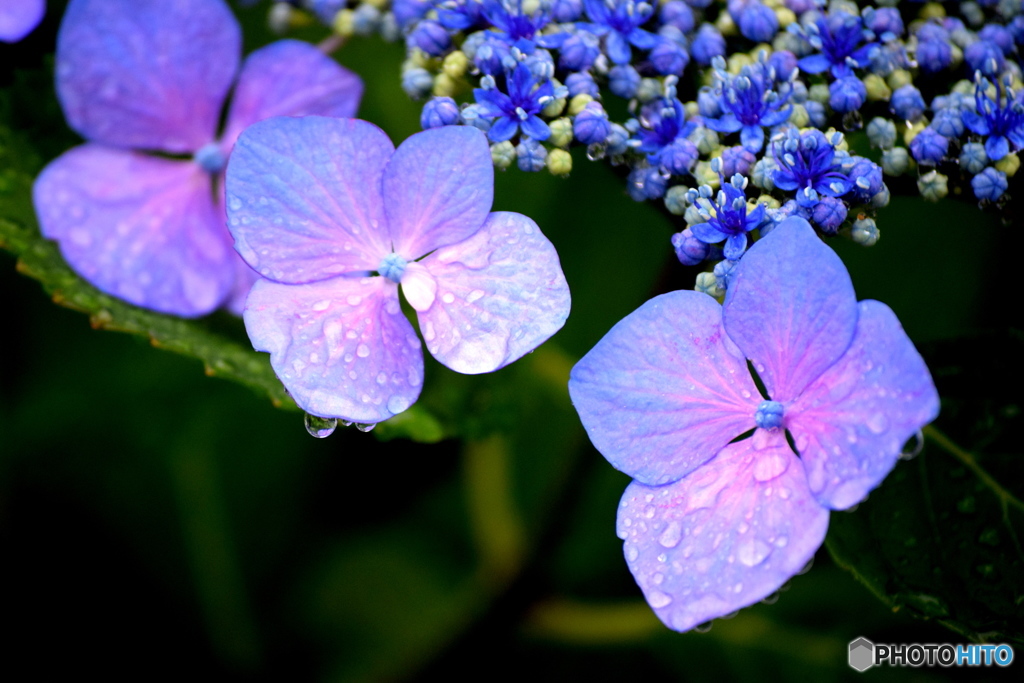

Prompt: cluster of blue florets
xmin=271 ymin=0 xmax=1024 ymax=280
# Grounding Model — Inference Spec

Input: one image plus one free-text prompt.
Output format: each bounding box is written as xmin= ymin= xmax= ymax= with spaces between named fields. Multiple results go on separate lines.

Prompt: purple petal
xmin=416 ymin=212 xmax=570 ymax=374
xmin=0 ymin=0 xmax=44 ymax=42
xmin=618 ymin=432 xmax=829 ymax=633
xmin=960 ymin=109 xmax=989 ymax=136
xmin=226 ymin=116 xmax=393 ymax=283
xmin=33 ymin=145 xmax=233 ymax=317
xmin=383 ymin=126 xmax=494 ymax=260
xmin=704 ymin=114 xmax=743 ymax=134
xmin=56 ymin=0 xmax=239 ymax=153
xmin=221 ymin=40 xmax=363 ymax=151
xmin=787 ymin=300 xmax=940 ymax=509
xmin=569 ymin=291 xmax=760 ymax=486
xmin=244 ymin=275 xmax=424 ymax=422
xmin=723 ymin=216 xmax=857 ymax=402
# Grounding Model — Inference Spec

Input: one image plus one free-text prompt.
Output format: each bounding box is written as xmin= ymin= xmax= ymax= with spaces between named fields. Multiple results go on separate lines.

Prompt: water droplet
xmin=867 ymin=413 xmax=888 ymax=435
xmin=466 ymin=289 xmax=485 ymax=303
xmin=625 ymin=545 xmax=639 ymax=562
xmin=693 ymin=621 xmax=713 ymax=633
xmin=304 ymin=413 xmax=337 ymax=438
xmin=797 ymin=557 xmax=814 ymax=575
xmin=736 ymin=539 xmax=771 ymax=567
xmin=376 ymin=372 xmax=387 ymax=385
xmin=356 ymin=344 xmax=370 ymax=358
xmin=761 ymin=591 xmax=780 ymax=605
xmin=752 ymin=452 xmax=788 ymax=482
xmin=387 ymin=395 xmax=410 ymax=414
xmin=774 ymin=536 xmax=788 ymax=547
xmin=441 ymin=292 xmax=456 ymax=304
xmin=347 ymin=294 xmax=362 ymax=306
xmin=733 ymin=583 xmax=743 ymax=593
xmin=355 ymin=422 xmax=376 ymax=433
xmin=899 ymin=430 xmax=924 ymax=460
xmin=647 ymin=590 xmax=672 ymax=608
xmin=659 ymin=521 xmax=682 ymax=548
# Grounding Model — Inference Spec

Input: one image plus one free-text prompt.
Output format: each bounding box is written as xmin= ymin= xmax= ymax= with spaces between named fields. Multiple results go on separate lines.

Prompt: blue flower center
xmin=378 ymin=253 xmax=408 ymax=283
xmin=754 ymin=400 xmax=785 ymax=430
xmin=194 ymin=143 xmax=227 ymax=174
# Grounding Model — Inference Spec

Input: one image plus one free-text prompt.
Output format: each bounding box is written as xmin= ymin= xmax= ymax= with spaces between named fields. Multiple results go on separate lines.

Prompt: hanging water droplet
xmin=304 ymin=413 xmax=337 ymax=438
xmin=899 ymin=430 xmax=924 ymax=460
xmin=693 ymin=621 xmax=713 ymax=633
xmin=761 ymin=591 xmax=780 ymax=605
xmin=797 ymin=557 xmax=814 ymax=575
xmin=647 ymin=590 xmax=672 ymax=608
xmin=355 ymin=422 xmax=376 ymax=433
xmin=586 ymin=142 xmax=607 ymax=161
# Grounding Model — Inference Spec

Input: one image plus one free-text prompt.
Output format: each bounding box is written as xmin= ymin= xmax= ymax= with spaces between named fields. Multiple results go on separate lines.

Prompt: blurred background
xmin=1 ymin=1 xmax=1020 ymax=680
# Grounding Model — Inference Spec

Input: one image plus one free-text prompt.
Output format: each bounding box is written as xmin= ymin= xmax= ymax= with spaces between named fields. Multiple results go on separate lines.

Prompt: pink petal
xmin=33 ymin=145 xmax=233 ymax=317
xmin=787 ymin=300 xmax=940 ymax=509
xmin=383 ymin=126 xmax=494 ymax=259
xmin=56 ymin=0 xmax=239 ymax=152
xmin=568 ymin=291 xmax=760 ymax=486
xmin=225 ymin=116 xmax=394 ymax=283
xmin=617 ymin=432 xmax=830 ymax=633
xmin=244 ymin=275 xmax=424 ymax=423
xmin=221 ymin=39 xmax=363 ymax=151
xmin=724 ymin=216 xmax=858 ymax=402
xmin=416 ymin=212 xmax=570 ymax=374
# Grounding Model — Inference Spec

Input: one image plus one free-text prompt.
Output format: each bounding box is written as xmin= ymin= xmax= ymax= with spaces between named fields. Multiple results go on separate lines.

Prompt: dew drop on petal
xmin=900 ymin=430 xmax=924 ymax=460
xmin=658 ymin=521 xmax=682 ymax=548
xmin=625 ymin=544 xmax=639 ymax=562
xmin=387 ymin=395 xmax=411 ymax=414
xmin=357 ymin=344 xmax=370 ymax=358
xmin=867 ymin=413 xmax=889 ymax=435
xmin=736 ymin=539 xmax=771 ymax=567
xmin=304 ymin=413 xmax=337 ymax=438
xmin=647 ymin=591 xmax=672 ymax=608
xmin=355 ymin=423 xmax=376 ymax=433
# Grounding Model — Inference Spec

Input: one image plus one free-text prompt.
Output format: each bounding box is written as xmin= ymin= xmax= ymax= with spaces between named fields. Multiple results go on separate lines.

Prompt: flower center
xmin=754 ymin=400 xmax=784 ymax=430
xmin=193 ymin=143 xmax=227 ymax=174
xmin=378 ymin=253 xmax=408 ymax=283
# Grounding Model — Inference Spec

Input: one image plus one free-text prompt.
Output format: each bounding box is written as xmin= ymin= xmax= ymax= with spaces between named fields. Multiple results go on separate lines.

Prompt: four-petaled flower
xmin=226 ymin=119 xmax=571 ymax=423
xmin=33 ymin=0 xmax=362 ymax=317
xmin=568 ymin=216 xmax=938 ymax=632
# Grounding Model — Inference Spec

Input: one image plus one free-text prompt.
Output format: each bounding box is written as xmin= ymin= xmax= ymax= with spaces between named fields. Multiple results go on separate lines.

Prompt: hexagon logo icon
xmin=849 ymin=637 xmax=875 ymax=672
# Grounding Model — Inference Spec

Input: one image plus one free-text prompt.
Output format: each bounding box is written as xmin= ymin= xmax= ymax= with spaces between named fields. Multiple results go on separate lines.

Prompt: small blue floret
xmin=378 ymin=252 xmax=408 ymax=283
xmin=754 ymin=400 xmax=785 ymax=430
xmin=194 ymin=143 xmax=227 ymax=174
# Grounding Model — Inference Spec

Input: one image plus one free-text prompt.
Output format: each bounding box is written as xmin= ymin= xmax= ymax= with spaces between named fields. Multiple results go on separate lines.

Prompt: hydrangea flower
xmin=474 ymin=63 xmax=562 ymax=142
xmin=687 ymin=174 xmax=766 ymax=260
xmin=702 ymin=57 xmax=793 ymax=153
xmin=568 ymin=216 xmax=939 ymax=632
xmin=580 ymin=0 xmax=658 ymax=65
xmin=33 ymin=0 xmax=362 ymax=316
xmin=225 ymin=118 xmax=571 ymax=423
xmin=0 ymin=0 xmax=43 ymax=42
xmin=771 ymin=129 xmax=853 ymax=208
xmin=795 ymin=11 xmax=877 ymax=79
xmin=962 ymin=78 xmax=1024 ymax=161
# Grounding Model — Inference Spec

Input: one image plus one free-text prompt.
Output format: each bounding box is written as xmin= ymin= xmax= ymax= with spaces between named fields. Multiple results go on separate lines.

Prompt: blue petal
xmin=487 ymin=116 xmax=519 ymax=142
xmin=740 ymin=125 xmax=764 ymax=153
xmin=520 ymin=115 xmax=551 ymax=141
xmin=606 ymin=30 xmax=632 ymax=65
xmin=985 ymin=135 xmax=1010 ymax=162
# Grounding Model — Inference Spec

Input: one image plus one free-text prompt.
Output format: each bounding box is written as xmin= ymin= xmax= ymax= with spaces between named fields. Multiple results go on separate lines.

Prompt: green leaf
xmin=827 ymin=331 xmax=1024 ymax=644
